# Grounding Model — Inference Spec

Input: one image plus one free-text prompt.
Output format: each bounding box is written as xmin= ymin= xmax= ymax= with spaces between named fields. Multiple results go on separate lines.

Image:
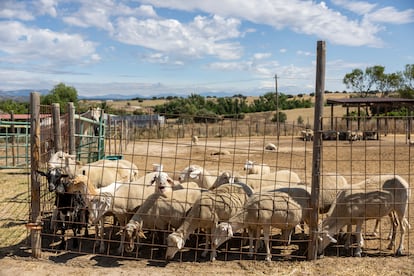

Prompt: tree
xmin=343 ymin=66 xmax=384 ymax=97
xmin=271 ymin=111 xmax=287 ymax=123
xmin=41 ymin=83 xmax=79 ymax=112
xmin=0 ymin=99 xmax=29 ymax=114
xmin=399 ymin=64 xmax=414 ymax=99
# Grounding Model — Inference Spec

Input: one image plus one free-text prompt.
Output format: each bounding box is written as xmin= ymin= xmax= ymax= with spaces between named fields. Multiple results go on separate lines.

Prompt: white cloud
xmin=139 ymin=0 xmax=387 ymax=47
xmin=296 ymin=50 xmax=312 ymax=56
xmin=279 ymin=48 xmax=287 ymax=53
xmin=331 ymin=0 xmax=377 ymax=15
xmin=366 ymin=7 xmax=414 ymax=24
xmin=35 ymin=0 xmax=58 ymax=17
xmin=62 ymin=2 xmax=158 ymax=32
xmin=0 ymin=0 xmax=34 ymax=20
xmin=253 ymin=53 xmax=272 ymax=60
xmin=0 ymin=21 xmax=99 ymax=66
xmin=113 ymin=15 xmax=242 ymax=61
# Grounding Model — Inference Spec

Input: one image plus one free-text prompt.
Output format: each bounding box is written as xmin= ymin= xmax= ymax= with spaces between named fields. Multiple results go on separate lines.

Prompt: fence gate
xmin=0 ymin=115 xmax=30 ymax=168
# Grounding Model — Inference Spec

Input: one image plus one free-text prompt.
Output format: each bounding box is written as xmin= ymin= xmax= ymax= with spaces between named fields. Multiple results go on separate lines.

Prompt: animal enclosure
xmin=23 ymin=90 xmax=413 ymax=263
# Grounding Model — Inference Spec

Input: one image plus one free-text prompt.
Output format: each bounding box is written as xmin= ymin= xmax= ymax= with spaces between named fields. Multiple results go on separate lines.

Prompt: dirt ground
xmin=1 ymin=134 xmax=414 ymax=275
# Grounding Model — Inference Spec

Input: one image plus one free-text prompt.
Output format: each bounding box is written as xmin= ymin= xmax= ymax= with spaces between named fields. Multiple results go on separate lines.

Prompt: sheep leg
xmin=95 ymin=217 xmax=106 ymax=253
xmin=372 ymin=219 xmax=380 ymax=237
xmin=387 ymin=212 xmax=399 ymax=251
xmin=201 ymin=230 xmax=211 ymax=259
xmin=248 ymin=228 xmax=257 ymax=258
xmin=263 ymin=226 xmax=272 ymax=262
xmin=344 ymin=224 xmax=352 ymax=250
xmin=354 ymin=221 xmax=363 ymax=257
xmin=391 ymin=213 xmax=406 ymax=256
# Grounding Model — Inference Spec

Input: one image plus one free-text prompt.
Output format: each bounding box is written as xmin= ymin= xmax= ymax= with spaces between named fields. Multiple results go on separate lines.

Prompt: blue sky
xmin=0 ymin=0 xmax=413 ymax=97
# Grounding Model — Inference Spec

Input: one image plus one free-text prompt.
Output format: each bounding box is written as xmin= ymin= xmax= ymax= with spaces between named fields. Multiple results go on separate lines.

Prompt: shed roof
xmin=326 ymin=97 xmax=414 ymax=107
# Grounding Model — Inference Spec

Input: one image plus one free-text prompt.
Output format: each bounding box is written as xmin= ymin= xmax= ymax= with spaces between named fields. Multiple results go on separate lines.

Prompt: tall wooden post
xmin=52 ymin=103 xmax=62 ymax=152
xmin=308 ymin=41 xmax=325 ymax=260
xmin=28 ymin=92 xmax=42 ymax=258
xmin=68 ymin=102 xmax=76 ymax=155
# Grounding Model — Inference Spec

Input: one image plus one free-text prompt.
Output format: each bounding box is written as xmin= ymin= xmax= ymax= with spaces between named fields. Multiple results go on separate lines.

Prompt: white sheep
xmin=191 ymin=135 xmax=199 ymax=145
xmin=165 ymin=182 xmax=254 ymax=261
xmin=213 ymin=191 xmax=303 ymax=261
xmin=68 ymin=172 xmax=171 ymax=254
xmin=123 ymin=172 xmax=204 ymax=253
xmin=48 ymin=151 xmax=139 ymax=188
xmin=243 ymin=160 xmax=271 ymax=175
xmin=178 ymin=165 xmax=219 ymax=189
xmin=301 ymin=129 xmax=313 ymax=141
xmin=236 ymin=169 xmax=301 ymax=191
xmin=264 ymin=143 xmax=277 ymax=151
xmin=318 ymin=187 xmax=409 ymax=257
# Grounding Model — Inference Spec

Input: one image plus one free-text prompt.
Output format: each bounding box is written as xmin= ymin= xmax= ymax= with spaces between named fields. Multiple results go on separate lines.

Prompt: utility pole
xmin=275 ymin=74 xmax=280 ymax=144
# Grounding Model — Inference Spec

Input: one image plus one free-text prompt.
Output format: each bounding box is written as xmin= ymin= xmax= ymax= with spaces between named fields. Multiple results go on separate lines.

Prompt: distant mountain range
xmin=0 ymin=89 xmax=256 ymax=101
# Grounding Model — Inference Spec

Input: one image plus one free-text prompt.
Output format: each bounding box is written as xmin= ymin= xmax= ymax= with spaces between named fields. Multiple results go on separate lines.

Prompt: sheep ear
xmin=177 ymin=238 xmax=185 ymax=249
xmin=326 ymin=233 xmax=337 ymax=244
xmin=138 ymin=230 xmax=147 ymax=239
xmin=37 ymin=170 xmax=47 ymax=177
xmin=189 ymin=169 xmax=201 ymax=179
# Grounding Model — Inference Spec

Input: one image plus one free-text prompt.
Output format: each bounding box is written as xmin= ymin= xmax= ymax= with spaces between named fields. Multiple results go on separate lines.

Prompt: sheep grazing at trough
xmin=68 ymin=173 xmax=170 ymax=254
xmin=47 ymin=151 xmax=139 ymax=188
xmin=165 ymin=181 xmax=254 ymax=261
xmin=244 ymin=160 xmax=271 ymax=176
xmin=123 ymin=171 xmax=204 ymax=254
xmin=318 ymin=175 xmax=410 ymax=257
xmin=213 ymin=191 xmax=303 ymax=261
xmin=264 ymin=143 xmax=277 ymax=151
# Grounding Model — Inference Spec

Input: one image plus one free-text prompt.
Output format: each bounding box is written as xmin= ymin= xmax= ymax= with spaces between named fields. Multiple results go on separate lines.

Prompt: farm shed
xmin=326 ymin=97 xmax=414 ymax=141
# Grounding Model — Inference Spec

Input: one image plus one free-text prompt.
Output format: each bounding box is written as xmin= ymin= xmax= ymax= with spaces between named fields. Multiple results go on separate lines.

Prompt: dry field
xmin=1 ymin=132 xmax=414 ymax=275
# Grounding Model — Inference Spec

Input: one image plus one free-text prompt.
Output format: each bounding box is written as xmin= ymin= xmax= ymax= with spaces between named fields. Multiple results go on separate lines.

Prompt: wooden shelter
xmin=326 ymin=97 xmax=414 ymax=141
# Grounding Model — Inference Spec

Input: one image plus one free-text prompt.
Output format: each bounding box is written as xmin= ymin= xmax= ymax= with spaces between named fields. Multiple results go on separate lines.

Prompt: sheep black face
xmin=38 ymin=168 xmax=68 ymax=192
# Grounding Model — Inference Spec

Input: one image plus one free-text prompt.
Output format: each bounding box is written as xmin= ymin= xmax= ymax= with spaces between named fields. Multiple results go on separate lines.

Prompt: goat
xmin=37 ymin=169 xmax=88 ymax=249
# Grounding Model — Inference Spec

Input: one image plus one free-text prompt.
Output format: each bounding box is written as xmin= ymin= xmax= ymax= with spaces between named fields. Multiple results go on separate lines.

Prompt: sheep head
xmin=178 ymin=165 xmax=202 ymax=183
xmin=243 ymin=160 xmax=254 ymax=171
xmin=317 ymin=230 xmax=337 ymax=255
xmin=124 ymin=222 xmax=146 ymax=253
xmin=165 ymin=232 xmax=185 ymax=260
xmin=212 ymin=222 xmax=233 ymax=248
xmin=151 ymin=172 xmax=175 ymax=196
xmin=210 ymin=171 xmax=235 ymax=190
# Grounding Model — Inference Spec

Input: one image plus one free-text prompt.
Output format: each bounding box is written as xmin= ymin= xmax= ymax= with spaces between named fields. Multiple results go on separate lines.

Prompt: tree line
xmin=0 ymin=63 xmax=412 ymax=117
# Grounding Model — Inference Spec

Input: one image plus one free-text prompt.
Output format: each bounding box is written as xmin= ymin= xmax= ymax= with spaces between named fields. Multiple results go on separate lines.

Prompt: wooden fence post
xmin=29 ymin=92 xmax=42 ymax=258
xmin=52 ymin=103 xmax=62 ymax=152
xmin=308 ymin=40 xmax=325 ymax=260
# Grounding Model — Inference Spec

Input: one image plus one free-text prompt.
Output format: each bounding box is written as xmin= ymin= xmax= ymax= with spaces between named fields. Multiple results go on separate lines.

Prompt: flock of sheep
xmin=39 ymin=151 xmax=410 ymax=261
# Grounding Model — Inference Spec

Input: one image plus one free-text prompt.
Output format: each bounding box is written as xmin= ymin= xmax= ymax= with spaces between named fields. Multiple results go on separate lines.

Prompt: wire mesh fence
xmin=29 ymin=112 xmax=413 ymax=262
